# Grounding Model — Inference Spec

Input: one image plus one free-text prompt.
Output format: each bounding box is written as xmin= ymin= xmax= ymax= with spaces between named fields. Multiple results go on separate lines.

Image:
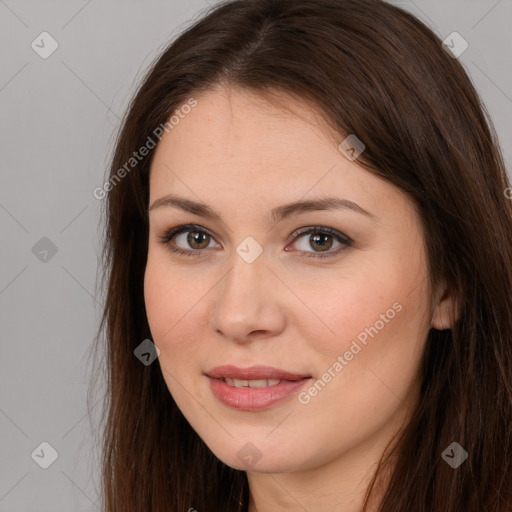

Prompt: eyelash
xmin=157 ymin=223 xmax=353 ymax=259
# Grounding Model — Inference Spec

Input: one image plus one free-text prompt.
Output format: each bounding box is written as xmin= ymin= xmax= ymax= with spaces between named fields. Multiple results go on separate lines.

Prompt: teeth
xmin=224 ymin=377 xmax=282 ymax=388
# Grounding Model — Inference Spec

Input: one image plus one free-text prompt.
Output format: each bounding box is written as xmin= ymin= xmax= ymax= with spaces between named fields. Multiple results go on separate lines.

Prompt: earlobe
xmin=430 ymin=281 xmax=459 ymax=330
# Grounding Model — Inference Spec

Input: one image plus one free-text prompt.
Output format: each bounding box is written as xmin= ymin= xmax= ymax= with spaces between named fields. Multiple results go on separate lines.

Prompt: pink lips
xmin=205 ymin=365 xmax=312 ymax=411
xmin=205 ymin=364 xmax=310 ymax=381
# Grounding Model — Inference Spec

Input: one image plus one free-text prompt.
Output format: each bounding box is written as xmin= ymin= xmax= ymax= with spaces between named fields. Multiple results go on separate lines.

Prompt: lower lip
xmin=207 ymin=376 xmax=312 ymax=410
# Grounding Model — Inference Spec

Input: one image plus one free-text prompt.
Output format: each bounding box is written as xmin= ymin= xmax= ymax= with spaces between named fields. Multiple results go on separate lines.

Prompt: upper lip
xmin=206 ymin=365 xmax=311 ymax=381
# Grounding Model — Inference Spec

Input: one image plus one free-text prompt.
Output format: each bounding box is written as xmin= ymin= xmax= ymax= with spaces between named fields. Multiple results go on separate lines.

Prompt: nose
xmin=209 ymin=252 xmax=287 ymax=343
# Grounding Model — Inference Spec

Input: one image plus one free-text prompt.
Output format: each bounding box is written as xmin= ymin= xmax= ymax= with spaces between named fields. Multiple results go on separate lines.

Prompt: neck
xmin=243 ymin=402 xmax=411 ymax=512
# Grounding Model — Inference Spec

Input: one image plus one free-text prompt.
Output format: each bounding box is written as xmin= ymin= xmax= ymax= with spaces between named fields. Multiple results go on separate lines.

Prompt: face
xmin=144 ymin=85 xmax=439 ymax=476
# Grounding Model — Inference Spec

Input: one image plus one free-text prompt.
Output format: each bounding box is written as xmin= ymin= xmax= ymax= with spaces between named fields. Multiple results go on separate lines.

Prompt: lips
xmin=205 ymin=365 xmax=313 ymax=410
xmin=205 ymin=364 xmax=311 ymax=381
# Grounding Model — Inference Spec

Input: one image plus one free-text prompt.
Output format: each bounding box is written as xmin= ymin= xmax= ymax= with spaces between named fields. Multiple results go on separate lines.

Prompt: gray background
xmin=0 ymin=1 xmax=510 ymax=510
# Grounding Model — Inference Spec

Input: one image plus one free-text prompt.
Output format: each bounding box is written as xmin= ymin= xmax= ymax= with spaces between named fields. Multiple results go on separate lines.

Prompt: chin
xmin=206 ymin=439 xmax=315 ymax=474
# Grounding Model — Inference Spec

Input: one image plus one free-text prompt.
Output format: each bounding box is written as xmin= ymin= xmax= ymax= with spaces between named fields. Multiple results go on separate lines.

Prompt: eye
xmin=158 ymin=224 xmax=352 ymax=259
xmin=157 ymin=224 xmax=220 ymax=257
xmin=286 ymin=226 xmax=352 ymax=259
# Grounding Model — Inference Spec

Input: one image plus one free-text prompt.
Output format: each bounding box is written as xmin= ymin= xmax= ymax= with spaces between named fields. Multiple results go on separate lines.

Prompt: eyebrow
xmin=148 ymin=194 xmax=374 ymax=223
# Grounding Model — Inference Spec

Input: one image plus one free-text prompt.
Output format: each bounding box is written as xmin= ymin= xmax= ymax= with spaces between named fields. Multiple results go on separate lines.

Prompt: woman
xmin=91 ymin=0 xmax=512 ymax=510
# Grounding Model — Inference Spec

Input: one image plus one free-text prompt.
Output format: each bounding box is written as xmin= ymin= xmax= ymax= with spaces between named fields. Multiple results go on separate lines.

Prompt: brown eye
xmin=288 ymin=226 xmax=352 ymax=259
xmin=159 ymin=224 xmax=351 ymax=260
xmin=309 ymin=233 xmax=333 ymax=252
xmin=173 ymin=229 xmax=218 ymax=251
xmin=158 ymin=224 xmax=221 ymax=256
xmin=187 ymin=231 xmax=211 ymax=249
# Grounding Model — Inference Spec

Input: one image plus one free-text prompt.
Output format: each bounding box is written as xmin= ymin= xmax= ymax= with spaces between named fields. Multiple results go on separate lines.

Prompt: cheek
xmin=143 ymin=256 xmax=205 ymax=361
xmin=297 ymin=268 xmax=428 ymax=415
xmin=144 ymin=260 xmax=209 ymax=414
xmin=290 ymin=268 xmax=402 ymax=354
xmin=293 ymin=259 xmax=428 ymax=383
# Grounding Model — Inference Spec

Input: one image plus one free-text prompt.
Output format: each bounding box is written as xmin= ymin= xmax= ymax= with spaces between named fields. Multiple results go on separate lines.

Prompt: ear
xmin=430 ymin=279 xmax=459 ymax=330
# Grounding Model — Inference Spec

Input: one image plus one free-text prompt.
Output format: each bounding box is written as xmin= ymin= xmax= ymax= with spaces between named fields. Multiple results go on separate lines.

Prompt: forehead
xmin=147 ymin=85 xmax=414 ymax=229
xmin=150 ymin=86 xmax=362 ymax=190
xmin=171 ymin=87 xmax=334 ymax=153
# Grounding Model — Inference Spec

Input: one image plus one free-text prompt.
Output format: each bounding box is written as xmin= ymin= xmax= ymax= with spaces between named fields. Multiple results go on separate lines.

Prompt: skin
xmin=144 ymin=85 xmax=457 ymax=512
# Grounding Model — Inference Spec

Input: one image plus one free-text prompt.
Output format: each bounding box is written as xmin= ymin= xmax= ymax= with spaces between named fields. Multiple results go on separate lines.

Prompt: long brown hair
xmin=89 ymin=0 xmax=512 ymax=510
